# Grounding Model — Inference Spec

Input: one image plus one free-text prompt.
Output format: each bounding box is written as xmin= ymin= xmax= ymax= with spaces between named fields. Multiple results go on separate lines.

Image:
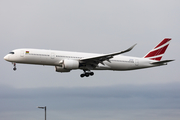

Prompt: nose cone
xmin=4 ymin=55 xmax=9 ymax=61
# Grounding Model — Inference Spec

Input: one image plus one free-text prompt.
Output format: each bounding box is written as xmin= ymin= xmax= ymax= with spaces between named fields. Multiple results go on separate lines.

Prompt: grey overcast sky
xmin=0 ymin=0 xmax=180 ymax=120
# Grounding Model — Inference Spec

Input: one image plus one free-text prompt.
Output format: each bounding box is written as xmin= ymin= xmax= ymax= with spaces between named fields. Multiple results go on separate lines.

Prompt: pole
xmin=45 ymin=106 xmax=46 ymax=120
xmin=37 ymin=106 xmax=47 ymax=120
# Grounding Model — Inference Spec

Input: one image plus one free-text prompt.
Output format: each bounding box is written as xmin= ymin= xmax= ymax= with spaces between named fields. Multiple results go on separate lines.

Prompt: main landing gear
xmin=80 ymin=70 xmax=94 ymax=78
xmin=13 ymin=63 xmax=17 ymax=71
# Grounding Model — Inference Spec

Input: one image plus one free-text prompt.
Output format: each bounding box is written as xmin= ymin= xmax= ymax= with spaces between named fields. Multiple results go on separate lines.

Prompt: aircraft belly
xmin=109 ymin=62 xmax=133 ymax=70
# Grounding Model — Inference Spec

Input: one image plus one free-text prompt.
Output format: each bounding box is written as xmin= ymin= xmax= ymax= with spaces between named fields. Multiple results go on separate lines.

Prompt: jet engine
xmin=62 ymin=59 xmax=79 ymax=69
xmin=55 ymin=59 xmax=79 ymax=73
xmin=55 ymin=66 xmax=71 ymax=72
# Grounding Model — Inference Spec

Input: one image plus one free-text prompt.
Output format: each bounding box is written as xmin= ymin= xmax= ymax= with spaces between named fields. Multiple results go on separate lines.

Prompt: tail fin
xmin=144 ymin=38 xmax=171 ymax=61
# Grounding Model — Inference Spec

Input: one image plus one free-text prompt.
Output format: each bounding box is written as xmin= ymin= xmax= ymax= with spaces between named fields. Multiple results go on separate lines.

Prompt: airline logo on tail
xmin=144 ymin=38 xmax=171 ymax=61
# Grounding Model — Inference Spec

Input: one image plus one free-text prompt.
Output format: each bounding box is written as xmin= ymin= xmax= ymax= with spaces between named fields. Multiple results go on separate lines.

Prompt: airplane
xmin=4 ymin=38 xmax=174 ymax=78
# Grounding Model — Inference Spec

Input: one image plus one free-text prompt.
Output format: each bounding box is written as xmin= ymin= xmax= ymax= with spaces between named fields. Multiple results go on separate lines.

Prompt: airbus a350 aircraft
xmin=4 ymin=38 xmax=174 ymax=77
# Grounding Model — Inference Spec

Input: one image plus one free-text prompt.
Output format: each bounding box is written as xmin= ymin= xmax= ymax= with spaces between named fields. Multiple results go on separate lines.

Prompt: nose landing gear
xmin=80 ymin=70 xmax=94 ymax=78
xmin=13 ymin=63 xmax=17 ymax=71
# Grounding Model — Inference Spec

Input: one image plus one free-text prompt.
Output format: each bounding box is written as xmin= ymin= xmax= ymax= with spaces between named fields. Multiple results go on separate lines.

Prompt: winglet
xmin=106 ymin=43 xmax=137 ymax=56
xmin=121 ymin=44 xmax=137 ymax=54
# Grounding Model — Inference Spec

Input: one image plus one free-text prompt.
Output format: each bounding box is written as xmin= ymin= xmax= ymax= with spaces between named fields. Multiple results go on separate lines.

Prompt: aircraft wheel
xmin=13 ymin=68 xmax=17 ymax=71
xmin=90 ymin=72 xmax=94 ymax=76
xmin=85 ymin=73 xmax=89 ymax=77
xmin=80 ymin=74 xmax=85 ymax=78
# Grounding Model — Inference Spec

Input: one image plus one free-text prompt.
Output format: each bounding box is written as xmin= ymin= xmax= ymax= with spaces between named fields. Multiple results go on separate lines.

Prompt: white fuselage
xmin=4 ymin=48 xmax=161 ymax=71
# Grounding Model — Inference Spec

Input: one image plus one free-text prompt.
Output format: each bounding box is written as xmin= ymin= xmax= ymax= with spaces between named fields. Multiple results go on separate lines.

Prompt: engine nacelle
xmin=55 ymin=59 xmax=79 ymax=73
xmin=55 ymin=66 xmax=71 ymax=72
xmin=62 ymin=59 xmax=79 ymax=69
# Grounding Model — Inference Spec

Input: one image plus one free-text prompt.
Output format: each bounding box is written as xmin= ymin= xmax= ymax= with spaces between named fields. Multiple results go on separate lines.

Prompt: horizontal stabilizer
xmin=151 ymin=60 xmax=174 ymax=65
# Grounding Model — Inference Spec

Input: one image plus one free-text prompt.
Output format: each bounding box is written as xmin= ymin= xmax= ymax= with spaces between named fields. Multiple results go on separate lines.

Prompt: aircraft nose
xmin=4 ymin=55 xmax=9 ymax=61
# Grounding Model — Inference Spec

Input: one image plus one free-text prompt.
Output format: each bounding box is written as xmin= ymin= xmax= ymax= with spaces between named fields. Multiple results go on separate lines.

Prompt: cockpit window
xmin=9 ymin=52 xmax=14 ymax=54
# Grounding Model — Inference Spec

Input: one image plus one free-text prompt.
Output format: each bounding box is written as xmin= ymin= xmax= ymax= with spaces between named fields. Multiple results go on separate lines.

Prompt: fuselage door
xmin=135 ymin=59 xmax=139 ymax=66
xmin=51 ymin=53 xmax=55 ymax=59
xmin=20 ymin=50 xmax=24 ymax=57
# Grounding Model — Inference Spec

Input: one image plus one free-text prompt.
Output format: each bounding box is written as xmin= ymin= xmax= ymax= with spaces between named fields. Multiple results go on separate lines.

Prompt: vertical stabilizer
xmin=144 ymin=38 xmax=171 ymax=61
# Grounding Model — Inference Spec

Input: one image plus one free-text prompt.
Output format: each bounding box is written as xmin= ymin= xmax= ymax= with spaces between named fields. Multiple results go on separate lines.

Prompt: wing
xmin=79 ymin=44 xmax=137 ymax=67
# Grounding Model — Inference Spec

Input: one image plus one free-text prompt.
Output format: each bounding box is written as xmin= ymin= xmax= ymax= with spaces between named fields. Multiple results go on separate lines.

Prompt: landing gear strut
xmin=13 ymin=63 xmax=17 ymax=71
xmin=80 ymin=70 xmax=94 ymax=78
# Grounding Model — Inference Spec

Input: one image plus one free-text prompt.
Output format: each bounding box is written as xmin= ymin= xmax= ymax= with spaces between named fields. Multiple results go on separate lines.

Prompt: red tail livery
xmin=144 ymin=38 xmax=171 ymax=61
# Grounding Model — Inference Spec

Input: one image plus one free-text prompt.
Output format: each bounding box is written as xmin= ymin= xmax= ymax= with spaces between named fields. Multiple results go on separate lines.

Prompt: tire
xmin=80 ymin=74 xmax=85 ymax=78
xmin=85 ymin=73 xmax=89 ymax=77
xmin=90 ymin=72 xmax=94 ymax=76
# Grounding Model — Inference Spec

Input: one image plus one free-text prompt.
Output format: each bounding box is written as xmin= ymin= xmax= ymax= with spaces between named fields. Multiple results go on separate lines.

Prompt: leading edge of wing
xmin=80 ymin=44 xmax=137 ymax=62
